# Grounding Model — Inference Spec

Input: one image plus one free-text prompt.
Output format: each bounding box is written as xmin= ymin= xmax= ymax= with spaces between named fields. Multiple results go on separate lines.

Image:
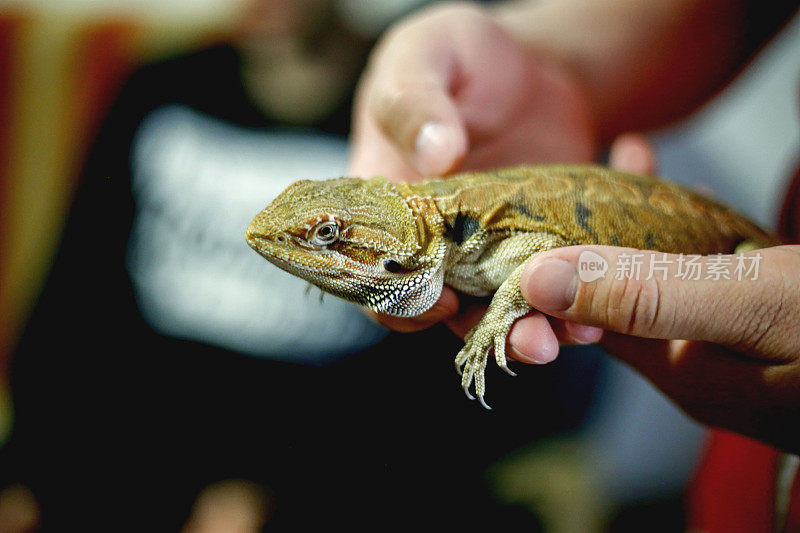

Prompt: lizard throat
xmin=364 ymin=265 xmax=445 ymax=317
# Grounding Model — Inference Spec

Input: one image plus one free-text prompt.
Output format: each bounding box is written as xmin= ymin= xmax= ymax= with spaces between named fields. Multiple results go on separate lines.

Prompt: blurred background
xmin=0 ymin=0 xmax=797 ymax=531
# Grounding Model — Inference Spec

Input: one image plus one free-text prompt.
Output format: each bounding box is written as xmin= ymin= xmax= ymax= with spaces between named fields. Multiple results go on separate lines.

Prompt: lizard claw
xmin=462 ymin=365 xmax=475 ymax=400
xmin=478 ymin=395 xmax=492 ymax=410
xmin=494 ymin=336 xmax=517 ymax=377
xmin=454 ymin=300 xmax=523 ymax=408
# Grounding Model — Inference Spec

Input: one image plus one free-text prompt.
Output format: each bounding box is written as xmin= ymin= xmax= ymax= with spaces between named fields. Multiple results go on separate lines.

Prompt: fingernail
xmin=414 ymin=122 xmax=463 ymax=176
xmin=524 ymin=258 xmax=578 ymax=312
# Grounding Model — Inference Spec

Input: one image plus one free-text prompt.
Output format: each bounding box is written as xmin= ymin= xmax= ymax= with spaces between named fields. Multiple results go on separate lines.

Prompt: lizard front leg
xmin=455 ymin=232 xmax=567 ymax=408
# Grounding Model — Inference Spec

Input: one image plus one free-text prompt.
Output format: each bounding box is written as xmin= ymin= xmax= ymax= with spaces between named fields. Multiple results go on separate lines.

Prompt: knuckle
xmin=370 ymin=85 xmax=404 ymax=121
xmin=369 ymin=86 xmax=415 ymax=139
xmin=600 ymin=273 xmax=665 ymax=336
xmin=369 ymin=83 xmax=442 ymax=149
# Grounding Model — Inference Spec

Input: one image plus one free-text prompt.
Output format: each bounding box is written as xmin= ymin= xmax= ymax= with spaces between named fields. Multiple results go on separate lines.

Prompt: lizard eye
xmin=310 ymin=220 xmax=339 ymax=246
xmin=383 ymin=259 xmax=402 ymax=273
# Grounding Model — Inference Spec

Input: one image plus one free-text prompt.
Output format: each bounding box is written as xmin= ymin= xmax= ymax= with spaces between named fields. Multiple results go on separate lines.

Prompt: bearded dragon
xmin=246 ymin=165 xmax=778 ymax=408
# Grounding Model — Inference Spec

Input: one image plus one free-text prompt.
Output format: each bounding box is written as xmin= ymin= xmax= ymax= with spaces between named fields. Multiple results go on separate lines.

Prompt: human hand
xmin=347 ymin=3 xmax=596 ymax=181
xmin=346 ymin=2 xmax=800 ymax=452
xmin=521 ymin=239 xmax=800 ymax=453
xmin=349 ymin=2 xmax=603 ymax=333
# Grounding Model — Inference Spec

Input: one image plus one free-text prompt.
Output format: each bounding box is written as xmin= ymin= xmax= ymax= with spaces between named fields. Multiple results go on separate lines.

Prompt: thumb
xmin=521 ymin=245 xmax=796 ymax=357
xmin=366 ymin=76 xmax=468 ymax=176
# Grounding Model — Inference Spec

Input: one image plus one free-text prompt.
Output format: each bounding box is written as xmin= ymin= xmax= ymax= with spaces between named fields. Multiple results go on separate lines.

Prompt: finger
xmin=362 ymin=32 xmax=468 ymax=176
xmin=507 ymin=312 xmax=559 ymax=364
xmin=348 ymin=107 xmax=424 ymax=181
xmin=504 ymin=315 xmax=601 ymax=365
xmin=443 ymin=302 xmax=486 ymax=339
xmin=367 ymin=81 xmax=467 ymax=177
xmin=521 ymin=245 xmax=797 ymax=360
xmin=367 ymin=286 xmax=459 ymax=332
xmin=608 ymin=132 xmax=658 ymax=175
xmin=347 ymin=74 xmax=426 ymax=181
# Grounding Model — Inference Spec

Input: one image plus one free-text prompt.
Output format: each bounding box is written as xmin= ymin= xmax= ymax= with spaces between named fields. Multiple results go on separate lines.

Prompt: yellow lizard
xmin=246 ymin=165 xmax=779 ymax=408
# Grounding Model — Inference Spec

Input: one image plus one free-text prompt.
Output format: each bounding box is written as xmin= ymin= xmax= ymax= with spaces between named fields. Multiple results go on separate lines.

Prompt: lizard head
xmin=246 ymin=176 xmax=446 ymax=317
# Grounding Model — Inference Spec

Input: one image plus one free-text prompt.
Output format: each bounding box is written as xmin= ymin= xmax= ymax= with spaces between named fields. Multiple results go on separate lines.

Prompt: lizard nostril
xmin=245 ymin=221 xmax=262 ymax=242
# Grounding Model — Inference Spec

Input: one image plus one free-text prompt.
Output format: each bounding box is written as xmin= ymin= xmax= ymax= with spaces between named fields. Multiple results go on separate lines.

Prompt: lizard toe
xmin=493 ymin=336 xmax=517 ymax=377
xmin=461 ymin=365 xmax=476 ymax=400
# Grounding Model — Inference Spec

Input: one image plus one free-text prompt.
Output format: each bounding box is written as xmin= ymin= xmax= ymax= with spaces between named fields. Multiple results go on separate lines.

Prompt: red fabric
xmin=689 ymin=430 xmax=780 ymax=533
xmin=69 ymin=21 xmax=137 ymax=181
xmin=0 ymin=17 xmax=135 ymax=367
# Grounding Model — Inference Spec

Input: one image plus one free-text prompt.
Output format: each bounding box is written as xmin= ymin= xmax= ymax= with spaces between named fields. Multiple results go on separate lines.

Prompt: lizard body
xmin=246 ymin=165 xmax=779 ymax=408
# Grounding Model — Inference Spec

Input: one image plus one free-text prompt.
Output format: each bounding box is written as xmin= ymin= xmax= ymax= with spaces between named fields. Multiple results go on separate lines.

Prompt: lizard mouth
xmin=245 ymin=232 xmax=342 ymax=280
xmin=247 ymin=237 xmax=305 ymax=270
